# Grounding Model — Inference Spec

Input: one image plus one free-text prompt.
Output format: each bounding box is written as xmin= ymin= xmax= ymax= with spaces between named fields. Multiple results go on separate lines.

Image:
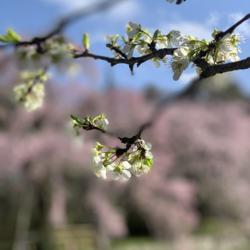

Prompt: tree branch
xmin=0 ymin=0 xmax=125 ymax=50
xmin=73 ymin=48 xmax=176 ymax=67
xmin=1 ymin=3 xmax=249 ymax=79
xmin=215 ymin=13 xmax=250 ymax=40
xmin=201 ymin=57 xmax=250 ymax=78
xmin=73 ymin=13 xmax=250 ymax=77
xmin=1 ymin=4 xmax=250 ymax=143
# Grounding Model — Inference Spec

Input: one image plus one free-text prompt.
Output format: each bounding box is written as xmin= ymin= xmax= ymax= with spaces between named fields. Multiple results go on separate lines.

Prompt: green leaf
xmin=144 ymin=158 xmax=153 ymax=168
xmin=153 ymin=29 xmax=160 ymax=40
xmin=0 ymin=35 xmax=9 ymax=43
xmin=82 ymin=33 xmax=90 ymax=50
xmin=0 ymin=28 xmax=21 ymax=43
xmin=70 ymin=113 xmax=109 ymax=134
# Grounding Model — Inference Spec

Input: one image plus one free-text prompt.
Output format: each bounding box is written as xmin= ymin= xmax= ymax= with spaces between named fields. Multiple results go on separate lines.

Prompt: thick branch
xmin=201 ymin=57 xmax=250 ymax=78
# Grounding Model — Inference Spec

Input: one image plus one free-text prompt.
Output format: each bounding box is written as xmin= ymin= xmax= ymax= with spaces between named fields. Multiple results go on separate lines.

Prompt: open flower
xmin=214 ymin=33 xmax=240 ymax=63
xmin=122 ymin=43 xmax=135 ymax=58
xmin=92 ymin=142 xmax=116 ymax=179
xmin=109 ymin=161 xmax=132 ymax=181
xmin=171 ymin=46 xmax=190 ymax=80
xmin=126 ymin=22 xmax=141 ymax=40
xmin=167 ymin=30 xmax=183 ymax=48
xmin=128 ymin=139 xmax=154 ymax=176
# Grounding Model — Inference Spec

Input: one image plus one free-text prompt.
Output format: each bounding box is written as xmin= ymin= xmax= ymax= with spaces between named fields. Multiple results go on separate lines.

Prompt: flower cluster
xmin=171 ymin=31 xmax=240 ymax=79
xmin=14 ymin=70 xmax=48 ymax=112
xmin=17 ymin=36 xmax=74 ymax=69
xmin=106 ymin=22 xmax=174 ymax=66
xmin=70 ymin=113 xmax=153 ymax=181
xmin=209 ymin=30 xmax=240 ymax=64
xmin=44 ymin=37 xmax=74 ymax=63
xmin=106 ymin=23 xmax=240 ymax=80
xmin=92 ymin=139 xmax=153 ymax=181
xmin=10 ymin=36 xmax=77 ymax=110
xmin=71 ymin=114 xmax=109 ymax=135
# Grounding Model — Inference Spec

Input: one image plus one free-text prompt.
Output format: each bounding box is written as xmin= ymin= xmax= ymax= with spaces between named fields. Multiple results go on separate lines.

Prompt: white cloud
xmin=207 ymin=12 xmax=220 ymax=27
xmin=179 ymin=71 xmax=197 ymax=84
xmin=161 ymin=20 xmax=212 ymax=39
xmin=107 ymin=1 xmax=140 ymax=21
xmin=42 ymin=0 xmax=95 ymax=11
xmin=41 ymin=0 xmax=140 ymax=21
xmin=229 ymin=12 xmax=250 ymax=39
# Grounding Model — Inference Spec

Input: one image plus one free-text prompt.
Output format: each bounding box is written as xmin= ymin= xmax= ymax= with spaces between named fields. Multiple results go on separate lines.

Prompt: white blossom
xmin=92 ymin=139 xmax=153 ymax=181
xmin=214 ymin=34 xmax=240 ymax=63
xmin=127 ymin=22 xmax=141 ymax=40
xmin=171 ymin=46 xmax=190 ymax=80
xmin=167 ymin=30 xmax=183 ymax=47
xmin=13 ymin=70 xmax=47 ymax=112
xmin=108 ymin=161 xmax=132 ymax=181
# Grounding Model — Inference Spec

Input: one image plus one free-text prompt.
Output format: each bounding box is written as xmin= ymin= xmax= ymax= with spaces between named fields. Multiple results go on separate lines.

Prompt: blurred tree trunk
xmin=12 ymin=166 xmax=34 ymax=250
xmin=48 ymin=171 xmax=66 ymax=227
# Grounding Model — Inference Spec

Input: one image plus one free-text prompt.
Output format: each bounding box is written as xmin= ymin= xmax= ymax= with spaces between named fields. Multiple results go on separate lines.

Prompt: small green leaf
xmin=70 ymin=113 xmax=109 ymax=134
xmin=144 ymin=158 xmax=153 ymax=168
xmin=0 ymin=28 xmax=21 ymax=43
xmin=82 ymin=33 xmax=90 ymax=50
xmin=153 ymin=29 xmax=160 ymax=40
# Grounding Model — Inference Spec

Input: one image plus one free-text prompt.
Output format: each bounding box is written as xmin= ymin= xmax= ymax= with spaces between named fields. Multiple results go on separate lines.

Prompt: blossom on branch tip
xmin=14 ymin=83 xmax=44 ymax=112
xmin=128 ymin=139 xmax=154 ymax=176
xmin=92 ymin=139 xmax=153 ymax=181
xmin=71 ymin=113 xmax=109 ymax=135
xmin=210 ymin=31 xmax=240 ymax=64
xmin=167 ymin=30 xmax=183 ymax=48
xmin=16 ymin=36 xmax=74 ymax=69
xmin=126 ymin=22 xmax=142 ymax=40
xmin=171 ymin=46 xmax=190 ymax=80
xmin=13 ymin=70 xmax=48 ymax=112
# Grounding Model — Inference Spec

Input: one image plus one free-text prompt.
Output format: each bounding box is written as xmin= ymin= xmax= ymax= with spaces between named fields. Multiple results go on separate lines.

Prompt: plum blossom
xmin=211 ymin=32 xmax=240 ymax=63
xmin=171 ymin=46 xmax=190 ymax=80
xmin=126 ymin=22 xmax=141 ymax=40
xmin=92 ymin=139 xmax=153 ymax=181
xmin=13 ymin=70 xmax=48 ymax=112
xmin=109 ymin=161 xmax=132 ymax=181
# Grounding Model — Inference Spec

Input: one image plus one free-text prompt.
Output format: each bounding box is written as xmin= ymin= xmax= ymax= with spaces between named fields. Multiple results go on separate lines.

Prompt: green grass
xmin=111 ymin=236 xmax=250 ymax=250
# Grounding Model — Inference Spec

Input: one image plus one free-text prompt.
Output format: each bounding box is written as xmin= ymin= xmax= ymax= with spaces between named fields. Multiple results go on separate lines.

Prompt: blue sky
xmin=1 ymin=0 xmax=250 ymax=93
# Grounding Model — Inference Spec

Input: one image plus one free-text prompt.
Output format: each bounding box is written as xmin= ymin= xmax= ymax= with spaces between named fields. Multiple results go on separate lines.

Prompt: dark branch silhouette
xmin=176 ymin=0 xmax=187 ymax=4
